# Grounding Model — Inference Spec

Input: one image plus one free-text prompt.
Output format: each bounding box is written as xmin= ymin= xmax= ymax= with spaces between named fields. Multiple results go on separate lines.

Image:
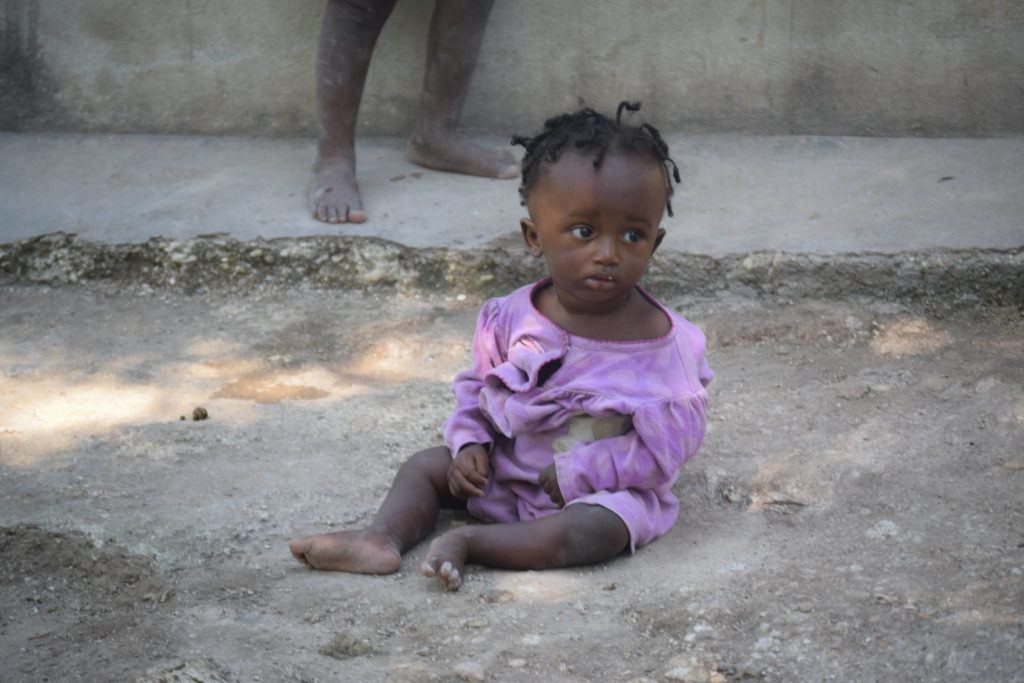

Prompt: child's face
xmin=521 ymin=150 xmax=668 ymax=311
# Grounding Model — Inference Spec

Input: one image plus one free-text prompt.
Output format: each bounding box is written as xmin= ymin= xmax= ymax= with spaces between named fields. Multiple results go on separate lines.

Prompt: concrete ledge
xmin=3 ymin=233 xmax=1021 ymax=307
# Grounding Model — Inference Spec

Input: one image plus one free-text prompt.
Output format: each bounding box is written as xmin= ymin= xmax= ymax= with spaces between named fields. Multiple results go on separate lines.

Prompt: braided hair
xmin=511 ymin=101 xmax=682 ymax=216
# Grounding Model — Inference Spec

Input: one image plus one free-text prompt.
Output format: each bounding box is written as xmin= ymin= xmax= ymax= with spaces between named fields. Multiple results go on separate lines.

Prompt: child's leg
xmin=309 ymin=0 xmax=398 ymax=224
xmin=289 ymin=446 xmax=458 ymax=574
xmin=406 ymin=0 xmax=519 ymax=179
xmin=421 ymin=504 xmax=629 ymax=590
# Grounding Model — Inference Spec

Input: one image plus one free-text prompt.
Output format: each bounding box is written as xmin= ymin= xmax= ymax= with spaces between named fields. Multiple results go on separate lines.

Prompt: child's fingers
xmin=463 ymin=468 xmax=487 ymax=487
xmin=471 ymin=450 xmax=491 ymax=477
xmin=454 ymin=468 xmax=485 ymax=497
xmin=446 ymin=468 xmax=461 ymax=498
xmin=458 ymin=458 xmax=488 ymax=487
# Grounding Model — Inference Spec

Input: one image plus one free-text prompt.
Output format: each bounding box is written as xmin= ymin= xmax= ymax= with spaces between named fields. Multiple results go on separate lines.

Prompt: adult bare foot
xmin=308 ymin=156 xmax=367 ymax=224
xmin=420 ymin=529 xmax=470 ymax=590
xmin=289 ymin=529 xmax=401 ymax=574
xmin=407 ymin=131 xmax=519 ymax=179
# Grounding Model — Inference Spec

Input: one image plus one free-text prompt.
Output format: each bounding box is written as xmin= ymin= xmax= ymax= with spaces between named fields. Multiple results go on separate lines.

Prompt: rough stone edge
xmin=1 ymin=232 xmax=1022 ymax=306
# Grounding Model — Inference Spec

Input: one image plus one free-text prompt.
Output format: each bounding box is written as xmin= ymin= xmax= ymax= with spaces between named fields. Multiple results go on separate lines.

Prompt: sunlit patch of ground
xmin=344 ymin=337 xmax=469 ymax=384
xmin=492 ymin=570 xmax=584 ymax=605
xmin=870 ymin=317 xmax=953 ymax=357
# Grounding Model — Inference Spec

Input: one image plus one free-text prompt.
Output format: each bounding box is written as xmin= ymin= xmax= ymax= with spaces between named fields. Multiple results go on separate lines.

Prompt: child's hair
xmin=511 ymin=101 xmax=682 ymax=216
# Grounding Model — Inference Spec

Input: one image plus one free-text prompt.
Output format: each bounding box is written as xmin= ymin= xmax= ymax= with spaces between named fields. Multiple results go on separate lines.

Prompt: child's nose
xmin=593 ymin=237 xmax=619 ymax=265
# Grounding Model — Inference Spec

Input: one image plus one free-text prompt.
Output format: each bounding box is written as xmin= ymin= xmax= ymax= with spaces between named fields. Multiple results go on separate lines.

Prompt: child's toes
xmin=439 ymin=561 xmax=462 ymax=591
xmin=288 ymin=538 xmax=313 ymax=567
xmin=420 ymin=556 xmax=439 ymax=577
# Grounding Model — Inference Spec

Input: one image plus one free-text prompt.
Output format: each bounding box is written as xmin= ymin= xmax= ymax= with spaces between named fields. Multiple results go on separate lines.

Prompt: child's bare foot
xmin=420 ymin=530 xmax=470 ymax=591
xmin=308 ymin=156 xmax=367 ymax=224
xmin=289 ymin=529 xmax=400 ymax=574
xmin=407 ymin=130 xmax=519 ymax=179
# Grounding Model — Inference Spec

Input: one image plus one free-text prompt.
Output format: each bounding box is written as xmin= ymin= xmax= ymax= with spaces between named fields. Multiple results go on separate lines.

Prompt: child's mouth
xmin=583 ymin=274 xmax=618 ymax=290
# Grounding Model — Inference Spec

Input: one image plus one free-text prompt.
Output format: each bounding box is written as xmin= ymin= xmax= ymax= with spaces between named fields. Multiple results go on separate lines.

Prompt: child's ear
xmin=521 ymin=218 xmax=543 ymax=257
xmin=652 ymin=228 xmax=666 ymax=254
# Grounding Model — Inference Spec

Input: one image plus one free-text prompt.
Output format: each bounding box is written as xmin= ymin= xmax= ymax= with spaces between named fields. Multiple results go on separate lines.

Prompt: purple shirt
xmin=444 ymin=280 xmax=713 ymax=550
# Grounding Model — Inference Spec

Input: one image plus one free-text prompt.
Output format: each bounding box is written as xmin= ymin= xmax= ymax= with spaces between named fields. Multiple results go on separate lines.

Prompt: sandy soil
xmin=1 ymin=283 xmax=1022 ymax=682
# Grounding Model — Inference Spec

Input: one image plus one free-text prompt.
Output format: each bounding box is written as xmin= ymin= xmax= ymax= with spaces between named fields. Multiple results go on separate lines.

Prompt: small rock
xmin=508 ymin=658 xmax=526 ymax=668
xmin=521 ymin=633 xmax=542 ymax=646
xmin=136 ymin=659 xmax=232 ymax=682
xmin=664 ymin=656 xmax=726 ymax=683
xmin=319 ymin=632 xmax=378 ymax=660
xmin=192 ymin=407 xmax=209 ymax=421
xmin=479 ymin=589 xmax=514 ymax=604
xmin=865 ymin=519 xmax=899 ymax=540
xmin=837 ymin=382 xmax=870 ymax=400
xmin=453 ymin=660 xmax=486 ymax=681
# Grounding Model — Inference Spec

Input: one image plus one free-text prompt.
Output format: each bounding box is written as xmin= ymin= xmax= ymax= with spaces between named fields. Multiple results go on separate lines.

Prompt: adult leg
xmin=407 ymin=0 xmax=519 ymax=178
xmin=289 ymin=446 xmax=458 ymax=573
xmin=309 ymin=0 xmax=398 ymax=224
xmin=421 ymin=504 xmax=629 ymax=590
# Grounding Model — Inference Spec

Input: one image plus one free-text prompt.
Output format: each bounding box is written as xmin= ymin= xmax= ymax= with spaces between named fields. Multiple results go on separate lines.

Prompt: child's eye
xmin=570 ymin=225 xmax=594 ymax=239
xmin=621 ymin=229 xmax=644 ymax=244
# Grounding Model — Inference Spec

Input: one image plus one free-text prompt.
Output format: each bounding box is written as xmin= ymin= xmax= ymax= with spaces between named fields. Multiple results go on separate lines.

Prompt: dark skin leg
xmin=289 ymin=446 xmax=458 ymax=572
xmin=420 ymin=504 xmax=629 ymax=590
xmin=309 ymin=0 xmax=397 ymax=224
xmin=406 ymin=0 xmax=519 ymax=179
xmin=289 ymin=446 xmax=630 ymax=589
xmin=309 ymin=0 xmax=517 ymax=225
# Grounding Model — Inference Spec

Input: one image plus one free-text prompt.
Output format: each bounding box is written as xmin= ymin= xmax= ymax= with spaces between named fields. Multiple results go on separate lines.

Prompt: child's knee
xmin=557 ymin=505 xmax=629 ymax=564
xmin=403 ymin=446 xmax=452 ymax=477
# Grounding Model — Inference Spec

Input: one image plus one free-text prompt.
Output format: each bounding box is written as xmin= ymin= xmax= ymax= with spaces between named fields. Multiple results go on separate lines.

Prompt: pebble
xmin=454 ymin=660 xmax=486 ymax=681
xmin=664 ymin=656 xmax=726 ymax=682
xmin=865 ymin=519 xmax=899 ymax=539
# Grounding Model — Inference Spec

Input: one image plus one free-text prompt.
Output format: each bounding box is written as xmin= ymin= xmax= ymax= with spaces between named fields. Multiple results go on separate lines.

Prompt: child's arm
xmin=552 ymin=397 xmax=708 ymax=503
xmin=442 ymin=300 xmax=506 ymax=483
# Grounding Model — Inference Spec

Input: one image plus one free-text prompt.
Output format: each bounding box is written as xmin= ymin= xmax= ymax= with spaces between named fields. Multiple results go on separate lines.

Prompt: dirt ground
xmin=1 ymin=283 xmax=1022 ymax=682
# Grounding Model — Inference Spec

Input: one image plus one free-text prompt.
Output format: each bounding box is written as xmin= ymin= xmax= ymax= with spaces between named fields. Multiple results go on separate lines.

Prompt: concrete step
xmin=2 ymin=232 xmax=1021 ymax=307
xmin=1 ymin=132 xmax=1022 ymax=304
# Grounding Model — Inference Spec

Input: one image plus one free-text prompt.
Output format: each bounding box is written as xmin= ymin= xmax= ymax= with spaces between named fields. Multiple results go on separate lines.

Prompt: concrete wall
xmin=3 ymin=0 xmax=1023 ymax=137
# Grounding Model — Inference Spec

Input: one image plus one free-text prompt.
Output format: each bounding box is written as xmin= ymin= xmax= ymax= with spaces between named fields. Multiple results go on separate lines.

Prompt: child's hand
xmin=447 ymin=444 xmax=491 ymax=498
xmin=538 ymin=464 xmax=565 ymax=508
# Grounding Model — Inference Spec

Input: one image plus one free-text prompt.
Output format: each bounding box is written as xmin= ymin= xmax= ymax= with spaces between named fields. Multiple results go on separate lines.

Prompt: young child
xmin=290 ymin=102 xmax=713 ymax=590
